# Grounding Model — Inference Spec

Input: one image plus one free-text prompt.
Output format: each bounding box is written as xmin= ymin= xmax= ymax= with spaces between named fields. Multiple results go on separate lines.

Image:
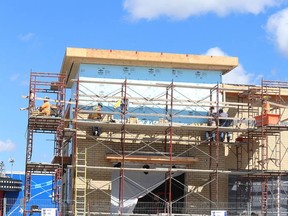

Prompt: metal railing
xmin=2 ymin=199 xmax=288 ymax=215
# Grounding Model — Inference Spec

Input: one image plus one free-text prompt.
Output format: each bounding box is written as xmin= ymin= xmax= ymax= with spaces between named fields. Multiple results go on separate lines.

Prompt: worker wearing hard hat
xmin=89 ymin=102 xmax=103 ymax=120
xmin=262 ymin=96 xmax=270 ymax=115
xmin=39 ymin=96 xmax=51 ymax=116
xmin=89 ymin=102 xmax=103 ymax=137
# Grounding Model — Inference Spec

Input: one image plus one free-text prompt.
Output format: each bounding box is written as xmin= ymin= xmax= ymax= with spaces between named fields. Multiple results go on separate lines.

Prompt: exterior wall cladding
xmin=3 ymin=173 xmax=55 ymax=215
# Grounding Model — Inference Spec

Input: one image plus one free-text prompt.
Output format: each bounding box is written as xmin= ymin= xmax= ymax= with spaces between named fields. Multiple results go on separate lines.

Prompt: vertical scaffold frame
xmin=23 ymin=72 xmax=66 ymax=216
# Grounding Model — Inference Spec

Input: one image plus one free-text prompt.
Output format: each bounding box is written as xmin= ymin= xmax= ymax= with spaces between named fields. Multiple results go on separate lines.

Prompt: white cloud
xmin=205 ymin=47 xmax=227 ymax=56
xmin=123 ymin=0 xmax=283 ymax=20
xmin=223 ymin=64 xmax=256 ymax=85
xmin=0 ymin=139 xmax=16 ymax=152
xmin=204 ymin=47 xmax=256 ymax=85
xmin=18 ymin=32 xmax=35 ymax=42
xmin=265 ymin=8 xmax=288 ymax=57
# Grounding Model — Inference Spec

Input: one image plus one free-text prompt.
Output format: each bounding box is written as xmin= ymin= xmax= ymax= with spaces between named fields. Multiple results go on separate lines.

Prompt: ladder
xmin=75 ymin=148 xmax=87 ymax=215
xmin=261 ymin=177 xmax=268 ymax=215
xmin=53 ymin=167 xmax=62 ymax=203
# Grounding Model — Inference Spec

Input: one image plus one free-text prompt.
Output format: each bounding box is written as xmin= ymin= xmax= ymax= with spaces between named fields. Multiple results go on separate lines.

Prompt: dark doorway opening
xmin=133 ymin=173 xmax=185 ymax=214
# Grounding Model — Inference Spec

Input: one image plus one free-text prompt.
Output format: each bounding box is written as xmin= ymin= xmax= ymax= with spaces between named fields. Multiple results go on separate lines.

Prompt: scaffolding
xmin=66 ymin=77 xmax=249 ymax=215
xmin=23 ymin=72 xmax=66 ymax=216
xmin=234 ymin=79 xmax=288 ymax=215
xmin=22 ymin=71 xmax=288 ymax=214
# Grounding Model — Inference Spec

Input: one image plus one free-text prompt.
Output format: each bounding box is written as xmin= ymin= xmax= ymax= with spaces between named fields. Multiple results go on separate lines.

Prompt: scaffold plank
xmin=26 ymin=163 xmax=59 ymax=174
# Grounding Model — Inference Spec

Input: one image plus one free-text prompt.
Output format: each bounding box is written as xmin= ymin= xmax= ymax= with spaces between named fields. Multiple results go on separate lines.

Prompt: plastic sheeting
xmin=110 ymin=164 xmax=181 ymax=214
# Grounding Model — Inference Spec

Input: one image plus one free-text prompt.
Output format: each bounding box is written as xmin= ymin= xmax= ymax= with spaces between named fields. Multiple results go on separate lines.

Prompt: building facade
xmin=23 ymin=48 xmax=288 ymax=215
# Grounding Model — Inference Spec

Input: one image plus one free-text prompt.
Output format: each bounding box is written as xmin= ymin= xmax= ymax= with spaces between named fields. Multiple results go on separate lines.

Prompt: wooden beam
xmin=105 ymin=154 xmax=198 ymax=165
xmin=51 ymin=156 xmax=72 ymax=165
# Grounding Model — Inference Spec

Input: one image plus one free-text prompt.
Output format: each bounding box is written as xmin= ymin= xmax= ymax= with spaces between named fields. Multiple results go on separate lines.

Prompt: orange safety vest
xmin=41 ymin=101 xmax=51 ymax=116
xmin=89 ymin=106 xmax=102 ymax=119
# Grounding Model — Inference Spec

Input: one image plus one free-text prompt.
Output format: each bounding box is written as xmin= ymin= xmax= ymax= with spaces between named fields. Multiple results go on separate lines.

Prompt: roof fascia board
xmin=60 ymin=47 xmax=238 ymax=88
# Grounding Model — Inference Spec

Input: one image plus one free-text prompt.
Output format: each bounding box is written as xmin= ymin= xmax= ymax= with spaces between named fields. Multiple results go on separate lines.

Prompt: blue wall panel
xmin=5 ymin=173 xmax=56 ymax=216
xmin=79 ymin=64 xmax=222 ymax=84
xmin=71 ymin=63 xmax=223 ymax=124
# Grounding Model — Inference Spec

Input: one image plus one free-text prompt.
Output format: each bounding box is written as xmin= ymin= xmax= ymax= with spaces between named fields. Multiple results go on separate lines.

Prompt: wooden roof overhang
xmin=60 ymin=47 xmax=238 ymax=88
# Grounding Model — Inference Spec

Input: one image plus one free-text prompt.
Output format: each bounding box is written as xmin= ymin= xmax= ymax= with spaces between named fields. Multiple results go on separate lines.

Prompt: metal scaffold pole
xmin=167 ymin=81 xmax=174 ymax=215
xmin=119 ymin=79 xmax=128 ymax=215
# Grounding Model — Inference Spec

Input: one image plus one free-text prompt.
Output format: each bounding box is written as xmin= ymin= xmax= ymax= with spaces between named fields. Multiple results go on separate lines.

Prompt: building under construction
xmin=22 ymin=47 xmax=288 ymax=215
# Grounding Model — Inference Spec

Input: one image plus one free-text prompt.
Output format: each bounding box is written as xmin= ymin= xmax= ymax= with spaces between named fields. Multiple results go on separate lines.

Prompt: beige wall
xmin=225 ymin=93 xmax=288 ymax=171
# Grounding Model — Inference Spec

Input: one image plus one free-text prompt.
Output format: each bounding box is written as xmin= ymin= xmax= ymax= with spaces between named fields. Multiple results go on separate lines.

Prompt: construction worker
xmin=205 ymin=106 xmax=216 ymax=141
xmin=218 ymin=109 xmax=231 ymax=142
xmin=262 ymin=96 xmax=270 ymax=115
xmin=20 ymin=90 xmax=35 ymax=112
xmin=39 ymin=96 xmax=51 ymax=116
xmin=89 ymin=103 xmax=103 ymax=120
xmin=89 ymin=103 xmax=103 ymax=136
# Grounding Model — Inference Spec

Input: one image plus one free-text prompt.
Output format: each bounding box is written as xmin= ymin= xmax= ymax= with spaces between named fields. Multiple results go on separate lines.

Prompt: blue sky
xmin=0 ymin=0 xmax=288 ymax=172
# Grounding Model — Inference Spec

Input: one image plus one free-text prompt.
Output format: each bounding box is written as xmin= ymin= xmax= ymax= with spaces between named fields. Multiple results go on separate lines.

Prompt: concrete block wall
xmin=224 ymin=93 xmax=288 ymax=172
xmin=74 ymin=125 xmax=229 ymax=210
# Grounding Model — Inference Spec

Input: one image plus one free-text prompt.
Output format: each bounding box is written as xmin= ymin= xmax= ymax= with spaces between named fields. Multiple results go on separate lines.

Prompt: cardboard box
xmin=128 ymin=116 xmax=138 ymax=124
xmin=255 ymin=114 xmax=280 ymax=126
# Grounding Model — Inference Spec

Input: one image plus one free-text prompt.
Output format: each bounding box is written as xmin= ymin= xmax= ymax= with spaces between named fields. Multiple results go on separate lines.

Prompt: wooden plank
xmin=28 ymin=116 xmax=61 ymax=131
xmin=26 ymin=163 xmax=59 ymax=173
xmin=75 ymin=120 xmax=248 ymax=134
xmin=51 ymin=156 xmax=72 ymax=165
xmin=105 ymin=154 xmax=198 ymax=165
xmin=64 ymin=48 xmax=238 ymax=69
